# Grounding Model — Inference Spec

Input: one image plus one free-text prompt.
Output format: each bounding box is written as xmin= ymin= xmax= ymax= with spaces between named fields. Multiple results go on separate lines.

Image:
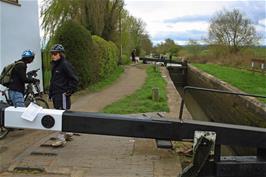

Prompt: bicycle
xmin=0 ymin=68 xmax=49 ymax=139
xmin=24 ymin=69 xmax=49 ymax=108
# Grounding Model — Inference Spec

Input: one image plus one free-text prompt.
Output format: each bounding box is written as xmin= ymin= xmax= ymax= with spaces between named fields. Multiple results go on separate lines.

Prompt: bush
xmin=106 ymin=41 xmax=119 ymax=74
xmin=120 ymin=54 xmax=131 ymax=65
xmin=92 ymin=35 xmax=119 ymax=82
xmin=53 ymin=20 xmax=94 ymax=88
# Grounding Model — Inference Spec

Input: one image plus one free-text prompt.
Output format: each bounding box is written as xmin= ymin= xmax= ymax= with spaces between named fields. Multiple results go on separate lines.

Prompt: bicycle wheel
xmin=34 ymin=98 xmax=49 ymax=109
xmin=0 ymin=127 xmax=9 ymax=140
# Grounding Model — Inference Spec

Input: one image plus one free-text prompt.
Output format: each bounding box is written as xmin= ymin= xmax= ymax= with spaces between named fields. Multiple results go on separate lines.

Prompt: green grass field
xmin=103 ymin=66 xmax=169 ymax=114
xmin=193 ymin=64 xmax=266 ymax=103
xmin=252 ymin=47 xmax=266 ymax=59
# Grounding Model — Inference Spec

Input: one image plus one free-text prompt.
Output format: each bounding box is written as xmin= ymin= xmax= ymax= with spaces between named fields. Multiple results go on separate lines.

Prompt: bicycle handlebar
xmin=27 ymin=68 xmax=40 ymax=78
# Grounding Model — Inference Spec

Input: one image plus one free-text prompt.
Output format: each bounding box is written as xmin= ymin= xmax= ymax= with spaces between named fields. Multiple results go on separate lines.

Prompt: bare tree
xmin=208 ymin=9 xmax=260 ymax=53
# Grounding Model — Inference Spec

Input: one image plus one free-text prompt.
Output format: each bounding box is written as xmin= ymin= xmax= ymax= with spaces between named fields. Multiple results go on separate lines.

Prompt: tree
xmin=140 ymin=34 xmax=153 ymax=56
xmin=41 ymin=0 xmax=124 ymax=41
xmin=112 ymin=10 xmax=149 ymax=57
xmin=208 ymin=9 xmax=260 ymax=53
xmin=41 ymin=0 xmax=82 ymax=40
xmin=155 ymin=38 xmax=180 ymax=56
xmin=187 ymin=39 xmax=201 ymax=57
xmin=102 ymin=0 xmax=124 ymax=41
xmin=41 ymin=0 xmax=152 ymax=60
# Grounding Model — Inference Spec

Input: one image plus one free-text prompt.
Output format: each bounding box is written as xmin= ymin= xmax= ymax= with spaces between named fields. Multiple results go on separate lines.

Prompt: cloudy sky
xmin=124 ymin=0 xmax=266 ymax=45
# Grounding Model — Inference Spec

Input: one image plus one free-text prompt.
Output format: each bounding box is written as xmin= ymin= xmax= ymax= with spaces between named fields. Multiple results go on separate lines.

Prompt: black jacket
xmin=9 ymin=60 xmax=35 ymax=93
xmin=49 ymin=57 xmax=79 ymax=98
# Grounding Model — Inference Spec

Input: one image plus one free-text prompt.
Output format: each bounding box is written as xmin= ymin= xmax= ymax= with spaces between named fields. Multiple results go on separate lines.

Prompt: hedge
xmin=92 ymin=35 xmax=119 ymax=82
xmin=53 ymin=20 xmax=94 ymax=88
xmin=43 ymin=22 xmax=120 ymax=90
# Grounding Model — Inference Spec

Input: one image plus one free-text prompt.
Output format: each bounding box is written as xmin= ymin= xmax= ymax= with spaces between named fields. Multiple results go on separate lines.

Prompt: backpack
xmin=0 ymin=61 xmax=23 ymax=87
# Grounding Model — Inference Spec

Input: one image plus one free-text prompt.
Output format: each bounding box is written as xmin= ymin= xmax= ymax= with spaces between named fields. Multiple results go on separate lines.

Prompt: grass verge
xmin=88 ymin=66 xmax=124 ymax=92
xmin=102 ymin=66 xmax=169 ymax=114
xmin=193 ymin=64 xmax=266 ymax=103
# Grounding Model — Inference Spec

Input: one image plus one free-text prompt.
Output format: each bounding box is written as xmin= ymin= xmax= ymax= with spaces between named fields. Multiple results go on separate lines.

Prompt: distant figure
xmin=160 ymin=55 xmax=165 ymax=62
xmin=131 ymin=49 xmax=136 ymax=63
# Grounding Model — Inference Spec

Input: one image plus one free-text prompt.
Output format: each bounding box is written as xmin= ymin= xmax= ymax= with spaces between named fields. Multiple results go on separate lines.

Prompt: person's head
xmin=50 ymin=44 xmax=65 ymax=61
xmin=21 ymin=50 xmax=35 ymax=64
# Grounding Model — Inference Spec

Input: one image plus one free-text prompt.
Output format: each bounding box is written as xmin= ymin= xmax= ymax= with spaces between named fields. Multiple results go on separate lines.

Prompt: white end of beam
xmin=4 ymin=107 xmax=64 ymax=131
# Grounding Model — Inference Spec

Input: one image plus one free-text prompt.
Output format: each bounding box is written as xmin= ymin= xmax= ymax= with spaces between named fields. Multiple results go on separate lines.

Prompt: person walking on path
xmin=8 ymin=50 xmax=39 ymax=107
xmin=131 ymin=49 xmax=136 ymax=63
xmin=48 ymin=44 xmax=79 ymax=147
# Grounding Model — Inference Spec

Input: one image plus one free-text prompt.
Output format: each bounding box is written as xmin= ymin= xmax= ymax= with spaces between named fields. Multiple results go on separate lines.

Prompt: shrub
xmin=53 ymin=20 xmax=94 ymax=88
xmin=106 ymin=41 xmax=119 ymax=74
xmin=120 ymin=54 xmax=131 ymax=65
xmin=92 ymin=35 xmax=119 ymax=82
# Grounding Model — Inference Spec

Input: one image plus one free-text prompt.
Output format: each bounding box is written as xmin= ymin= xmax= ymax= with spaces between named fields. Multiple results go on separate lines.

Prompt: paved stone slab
xmin=0 ymin=172 xmax=69 ymax=177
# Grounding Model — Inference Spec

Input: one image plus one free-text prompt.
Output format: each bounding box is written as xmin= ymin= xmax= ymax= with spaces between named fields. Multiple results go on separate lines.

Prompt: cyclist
xmin=8 ymin=50 xmax=39 ymax=107
xmin=49 ymin=44 xmax=79 ymax=147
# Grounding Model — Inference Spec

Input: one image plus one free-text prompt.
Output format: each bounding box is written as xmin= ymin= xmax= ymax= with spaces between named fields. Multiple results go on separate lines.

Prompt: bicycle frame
xmin=0 ymin=89 xmax=12 ymax=105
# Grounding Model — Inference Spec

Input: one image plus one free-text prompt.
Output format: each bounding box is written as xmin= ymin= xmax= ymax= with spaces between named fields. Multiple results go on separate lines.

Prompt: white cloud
xmin=149 ymin=21 xmax=209 ymax=36
xmin=258 ymin=18 xmax=266 ymax=27
xmin=124 ymin=0 xmax=266 ymax=45
xmin=38 ymin=0 xmax=266 ymax=45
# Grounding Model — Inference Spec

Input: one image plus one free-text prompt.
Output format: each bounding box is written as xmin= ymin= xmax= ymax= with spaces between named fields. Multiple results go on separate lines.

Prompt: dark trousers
xmin=52 ymin=94 xmax=71 ymax=110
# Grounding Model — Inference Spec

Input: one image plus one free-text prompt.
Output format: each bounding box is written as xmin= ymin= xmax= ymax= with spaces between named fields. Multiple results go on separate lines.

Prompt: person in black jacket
xmin=49 ymin=44 xmax=79 ymax=110
xmin=131 ymin=49 xmax=136 ymax=63
xmin=49 ymin=44 xmax=79 ymax=147
xmin=8 ymin=50 xmax=39 ymax=107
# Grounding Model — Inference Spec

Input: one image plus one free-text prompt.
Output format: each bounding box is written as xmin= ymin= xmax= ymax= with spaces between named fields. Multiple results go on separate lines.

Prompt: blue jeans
xmin=8 ymin=90 xmax=25 ymax=107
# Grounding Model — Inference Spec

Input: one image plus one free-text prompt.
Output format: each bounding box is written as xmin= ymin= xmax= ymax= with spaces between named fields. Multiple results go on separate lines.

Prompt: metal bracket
xmin=180 ymin=135 xmax=214 ymax=177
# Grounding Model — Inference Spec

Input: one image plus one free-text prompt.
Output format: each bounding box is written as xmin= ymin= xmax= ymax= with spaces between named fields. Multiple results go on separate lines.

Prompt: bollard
xmin=152 ymin=87 xmax=160 ymax=101
xmin=153 ymin=63 xmax=160 ymax=72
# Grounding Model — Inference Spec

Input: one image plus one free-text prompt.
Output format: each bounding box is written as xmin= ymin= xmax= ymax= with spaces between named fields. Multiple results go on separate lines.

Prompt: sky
xmin=123 ymin=0 xmax=266 ymax=45
xmin=38 ymin=0 xmax=266 ymax=46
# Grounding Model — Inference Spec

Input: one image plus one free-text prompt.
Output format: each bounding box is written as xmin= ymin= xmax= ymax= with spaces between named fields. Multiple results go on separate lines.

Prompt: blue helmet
xmin=50 ymin=44 xmax=65 ymax=53
xmin=22 ymin=50 xmax=35 ymax=59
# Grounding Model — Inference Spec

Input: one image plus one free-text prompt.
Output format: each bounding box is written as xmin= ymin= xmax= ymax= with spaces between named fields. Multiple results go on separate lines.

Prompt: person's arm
xmin=63 ymin=61 xmax=79 ymax=95
xmin=15 ymin=63 xmax=36 ymax=83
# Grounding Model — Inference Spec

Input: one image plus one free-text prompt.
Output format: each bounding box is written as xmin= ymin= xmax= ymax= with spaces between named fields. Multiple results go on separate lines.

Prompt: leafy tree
xmin=41 ymin=0 xmax=152 ymax=64
xmin=41 ymin=0 xmax=124 ymax=41
xmin=113 ymin=10 xmax=149 ymax=58
xmin=187 ymin=39 xmax=201 ymax=57
xmin=140 ymin=34 xmax=153 ymax=56
xmin=208 ymin=9 xmax=260 ymax=53
xmin=155 ymin=38 xmax=180 ymax=56
xmin=82 ymin=0 xmax=108 ymax=36
xmin=41 ymin=0 xmax=82 ymax=40
xmin=102 ymin=0 xmax=124 ymax=41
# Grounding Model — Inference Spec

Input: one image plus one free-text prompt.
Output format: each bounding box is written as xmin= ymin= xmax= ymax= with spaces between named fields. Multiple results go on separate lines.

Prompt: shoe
xmin=51 ymin=139 xmax=66 ymax=147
